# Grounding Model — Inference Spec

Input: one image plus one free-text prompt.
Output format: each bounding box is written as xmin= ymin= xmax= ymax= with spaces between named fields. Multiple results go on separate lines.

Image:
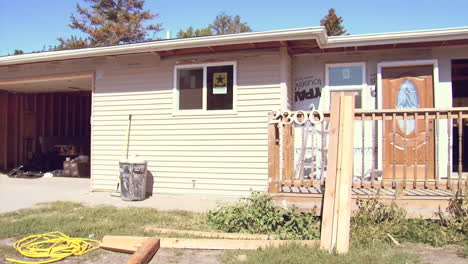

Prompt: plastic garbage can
xmin=119 ymin=160 xmax=148 ymax=201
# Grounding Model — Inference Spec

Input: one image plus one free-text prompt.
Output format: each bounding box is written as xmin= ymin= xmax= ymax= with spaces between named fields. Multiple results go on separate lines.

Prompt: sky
xmin=0 ymin=0 xmax=467 ymax=55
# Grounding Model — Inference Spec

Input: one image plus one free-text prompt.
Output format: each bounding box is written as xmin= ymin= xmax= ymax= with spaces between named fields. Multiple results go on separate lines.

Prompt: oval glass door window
xmin=396 ymin=79 xmax=420 ymax=134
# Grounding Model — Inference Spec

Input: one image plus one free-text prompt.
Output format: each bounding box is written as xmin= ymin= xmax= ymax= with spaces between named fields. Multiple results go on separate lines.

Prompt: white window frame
xmin=324 ymin=62 xmax=367 ymax=109
xmin=173 ymin=61 xmax=237 ymax=116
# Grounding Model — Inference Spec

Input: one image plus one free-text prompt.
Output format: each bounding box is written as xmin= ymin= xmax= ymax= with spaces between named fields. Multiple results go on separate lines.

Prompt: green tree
xmin=210 ymin=12 xmax=252 ymax=35
xmin=320 ymin=8 xmax=347 ymax=36
xmin=177 ymin=12 xmax=252 ymax=39
xmin=176 ymin=26 xmax=212 ymax=38
xmin=59 ymin=0 xmax=162 ymax=49
xmin=13 ymin=49 xmax=24 ymax=55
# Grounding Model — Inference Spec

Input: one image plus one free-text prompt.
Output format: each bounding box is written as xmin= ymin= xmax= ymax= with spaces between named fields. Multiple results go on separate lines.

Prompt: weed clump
xmin=352 ymin=193 xmax=467 ymax=247
xmin=206 ymin=192 xmax=320 ymax=240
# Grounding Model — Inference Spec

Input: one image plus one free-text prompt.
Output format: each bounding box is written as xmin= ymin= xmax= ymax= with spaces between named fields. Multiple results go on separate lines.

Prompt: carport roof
xmin=1 ymin=26 xmax=468 ymax=66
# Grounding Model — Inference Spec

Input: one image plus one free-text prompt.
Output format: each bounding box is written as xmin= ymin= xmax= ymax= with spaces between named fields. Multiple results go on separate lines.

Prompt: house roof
xmin=1 ymin=26 xmax=468 ymax=66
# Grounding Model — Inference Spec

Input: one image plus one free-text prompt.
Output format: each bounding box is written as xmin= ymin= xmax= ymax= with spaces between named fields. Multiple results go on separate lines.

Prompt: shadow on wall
xmin=146 ymin=171 xmax=154 ymax=198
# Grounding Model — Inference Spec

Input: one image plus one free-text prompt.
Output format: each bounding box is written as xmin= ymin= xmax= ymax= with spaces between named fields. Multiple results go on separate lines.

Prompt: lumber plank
xmin=126 ymin=238 xmax=160 ymax=264
xmin=143 ymin=227 xmax=277 ymax=240
xmin=320 ymin=92 xmax=354 ymax=254
xmin=320 ymin=92 xmax=342 ymax=252
xmin=334 ymin=94 xmax=354 ymax=254
xmin=100 ymin=236 xmax=317 ymax=252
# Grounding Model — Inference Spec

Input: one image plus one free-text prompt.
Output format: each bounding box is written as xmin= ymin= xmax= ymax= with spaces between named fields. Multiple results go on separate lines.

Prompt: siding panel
xmin=91 ymin=50 xmax=281 ymax=196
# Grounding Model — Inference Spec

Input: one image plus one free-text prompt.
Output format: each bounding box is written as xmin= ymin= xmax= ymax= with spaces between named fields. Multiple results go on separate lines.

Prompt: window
xmin=326 ymin=62 xmax=366 ymax=109
xmin=175 ymin=63 xmax=235 ymax=111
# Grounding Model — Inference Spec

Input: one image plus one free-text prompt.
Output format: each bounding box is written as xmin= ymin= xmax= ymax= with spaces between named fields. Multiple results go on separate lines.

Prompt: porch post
xmin=268 ymin=113 xmax=280 ymax=193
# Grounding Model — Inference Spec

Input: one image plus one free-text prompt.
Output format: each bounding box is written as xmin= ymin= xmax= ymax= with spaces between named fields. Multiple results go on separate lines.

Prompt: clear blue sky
xmin=1 ymin=0 xmax=467 ymax=55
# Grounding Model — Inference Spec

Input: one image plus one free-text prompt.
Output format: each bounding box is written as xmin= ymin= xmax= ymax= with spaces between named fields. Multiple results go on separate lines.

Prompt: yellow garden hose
xmin=4 ymin=231 xmax=100 ymax=264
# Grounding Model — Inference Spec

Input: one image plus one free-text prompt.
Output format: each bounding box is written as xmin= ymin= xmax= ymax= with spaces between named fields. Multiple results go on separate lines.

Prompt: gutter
xmin=324 ymin=27 xmax=468 ymax=48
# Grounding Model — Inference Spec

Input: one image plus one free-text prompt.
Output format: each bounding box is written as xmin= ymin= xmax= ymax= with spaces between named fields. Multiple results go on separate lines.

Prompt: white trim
xmin=325 ymin=27 xmax=468 ymax=48
xmin=173 ymin=61 xmax=237 ymax=115
xmin=376 ymin=59 xmax=446 ymax=178
xmin=90 ymin=72 xmax=95 ymax=192
xmin=0 ymin=27 xmax=325 ymax=66
xmin=2 ymin=26 xmax=468 ymax=66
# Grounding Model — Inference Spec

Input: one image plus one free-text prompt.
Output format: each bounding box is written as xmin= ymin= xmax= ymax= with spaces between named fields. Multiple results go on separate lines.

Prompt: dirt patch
xmin=0 ymin=239 xmax=223 ymax=264
xmin=84 ymin=249 xmax=223 ymax=264
xmin=403 ymin=243 xmax=466 ymax=264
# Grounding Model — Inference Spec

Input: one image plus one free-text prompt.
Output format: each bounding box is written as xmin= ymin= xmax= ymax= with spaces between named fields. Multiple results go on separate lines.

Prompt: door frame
xmin=376 ymin=59 xmax=449 ymax=180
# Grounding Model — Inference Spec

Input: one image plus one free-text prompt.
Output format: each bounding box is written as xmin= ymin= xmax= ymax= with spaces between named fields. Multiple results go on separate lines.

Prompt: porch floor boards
xmin=279 ymin=186 xmax=453 ymax=198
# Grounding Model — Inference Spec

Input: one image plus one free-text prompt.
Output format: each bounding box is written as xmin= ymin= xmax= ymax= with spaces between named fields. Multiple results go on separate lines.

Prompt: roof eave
xmin=324 ymin=27 xmax=468 ymax=48
xmin=0 ymin=27 xmax=326 ymax=66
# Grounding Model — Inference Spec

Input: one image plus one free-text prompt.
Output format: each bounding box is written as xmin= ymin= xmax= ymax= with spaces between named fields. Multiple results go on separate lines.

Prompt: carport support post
xmin=320 ymin=92 xmax=355 ymax=254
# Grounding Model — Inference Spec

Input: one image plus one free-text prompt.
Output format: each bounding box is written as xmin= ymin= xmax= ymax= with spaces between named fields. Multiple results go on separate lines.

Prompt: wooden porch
xmin=268 ymin=105 xmax=468 ymax=217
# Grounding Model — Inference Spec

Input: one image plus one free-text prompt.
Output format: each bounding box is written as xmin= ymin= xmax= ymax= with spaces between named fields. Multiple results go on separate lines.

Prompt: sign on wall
xmin=294 ymin=75 xmax=323 ymax=111
xmin=213 ymin=72 xmax=228 ymax=94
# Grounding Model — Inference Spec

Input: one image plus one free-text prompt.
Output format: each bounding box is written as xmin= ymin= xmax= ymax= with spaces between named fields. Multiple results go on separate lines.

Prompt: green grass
xmin=220 ymin=242 xmax=424 ymax=264
xmin=0 ymin=201 xmax=208 ymax=240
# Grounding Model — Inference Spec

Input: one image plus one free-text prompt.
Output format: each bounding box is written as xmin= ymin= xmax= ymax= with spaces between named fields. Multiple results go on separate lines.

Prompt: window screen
xmin=178 ymin=68 xmax=203 ymax=110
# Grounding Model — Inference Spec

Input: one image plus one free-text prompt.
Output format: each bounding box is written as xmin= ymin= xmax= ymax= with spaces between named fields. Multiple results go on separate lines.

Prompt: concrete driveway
xmin=0 ymin=174 xmax=236 ymax=213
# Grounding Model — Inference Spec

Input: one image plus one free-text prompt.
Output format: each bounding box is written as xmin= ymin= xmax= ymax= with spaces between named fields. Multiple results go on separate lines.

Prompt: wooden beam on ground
xmin=126 ymin=238 xmax=160 ymax=264
xmin=143 ymin=227 xmax=278 ymax=240
xmin=100 ymin=236 xmax=317 ymax=252
xmin=320 ymin=92 xmax=355 ymax=254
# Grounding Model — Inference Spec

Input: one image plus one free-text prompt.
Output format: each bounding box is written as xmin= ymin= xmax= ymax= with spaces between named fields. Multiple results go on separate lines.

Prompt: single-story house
xmin=0 ymin=26 xmax=467 ymax=198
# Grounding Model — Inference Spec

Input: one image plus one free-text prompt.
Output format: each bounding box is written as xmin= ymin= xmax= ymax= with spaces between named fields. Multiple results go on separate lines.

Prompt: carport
xmin=0 ymin=72 xmax=93 ymax=175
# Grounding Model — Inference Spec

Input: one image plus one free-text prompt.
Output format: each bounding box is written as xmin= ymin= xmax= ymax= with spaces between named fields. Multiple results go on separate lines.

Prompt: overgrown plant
xmin=437 ymin=191 xmax=468 ymax=235
xmin=352 ymin=197 xmax=466 ymax=247
xmin=206 ymin=192 xmax=320 ymax=240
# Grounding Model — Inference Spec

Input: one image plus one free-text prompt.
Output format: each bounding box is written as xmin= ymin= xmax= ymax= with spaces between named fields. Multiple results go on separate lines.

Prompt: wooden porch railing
xmin=268 ymin=107 xmax=468 ymax=194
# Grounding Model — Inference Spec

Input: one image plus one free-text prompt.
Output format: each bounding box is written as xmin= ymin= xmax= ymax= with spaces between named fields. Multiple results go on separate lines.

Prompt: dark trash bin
xmin=119 ymin=161 xmax=148 ymax=201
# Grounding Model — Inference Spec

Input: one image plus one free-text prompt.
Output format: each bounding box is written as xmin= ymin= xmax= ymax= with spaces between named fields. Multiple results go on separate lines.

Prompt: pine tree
xmin=320 ymin=8 xmax=347 ymax=36
xmin=58 ymin=0 xmax=162 ymax=49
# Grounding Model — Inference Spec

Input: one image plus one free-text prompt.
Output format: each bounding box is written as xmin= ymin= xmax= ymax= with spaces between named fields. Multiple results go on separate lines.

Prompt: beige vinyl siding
xmin=91 ymin=51 xmax=281 ymax=197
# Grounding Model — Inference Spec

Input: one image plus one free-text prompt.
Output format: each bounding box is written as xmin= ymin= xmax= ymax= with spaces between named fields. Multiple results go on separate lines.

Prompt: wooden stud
xmin=2 ymin=93 xmax=8 ymax=169
xmin=57 ymin=94 xmax=63 ymax=136
xmin=126 ymin=238 xmax=160 ymax=264
xmin=49 ymin=94 xmax=55 ymax=136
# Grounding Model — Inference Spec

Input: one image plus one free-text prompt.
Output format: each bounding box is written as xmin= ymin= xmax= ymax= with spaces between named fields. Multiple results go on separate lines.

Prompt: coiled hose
xmin=4 ymin=231 xmax=100 ymax=264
